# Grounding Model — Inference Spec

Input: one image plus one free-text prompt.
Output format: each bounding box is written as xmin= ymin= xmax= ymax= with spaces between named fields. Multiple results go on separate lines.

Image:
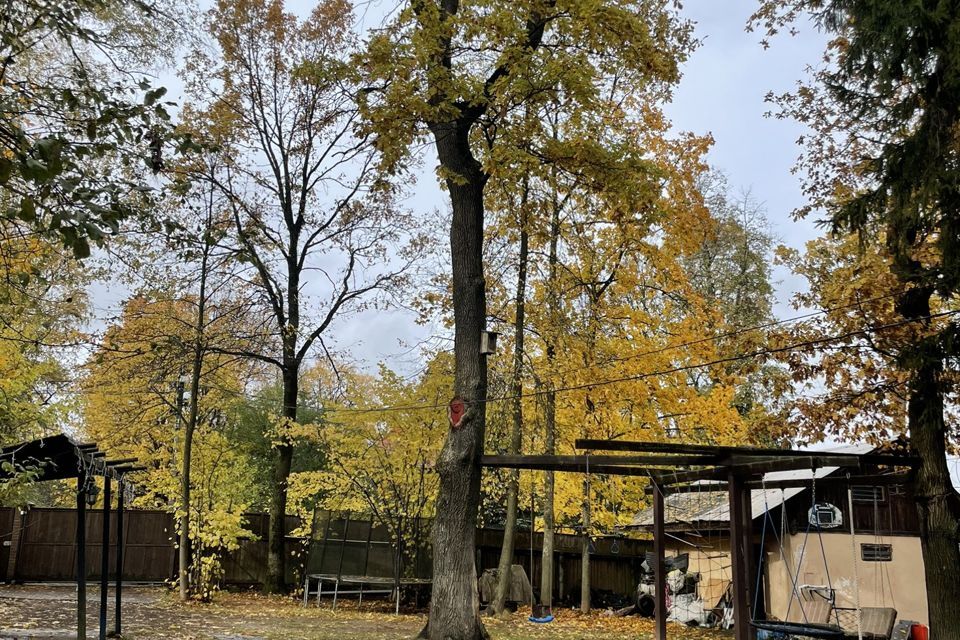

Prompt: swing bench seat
xmin=751 ymin=620 xmax=845 ymax=639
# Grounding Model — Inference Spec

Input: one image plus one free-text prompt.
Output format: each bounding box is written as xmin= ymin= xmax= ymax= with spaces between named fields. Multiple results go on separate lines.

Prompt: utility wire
xmin=74 ymin=290 xmax=919 ymax=413
xmin=76 ymin=307 xmax=957 ymax=416
xmin=302 ymin=307 xmax=960 ymax=415
xmin=538 ymin=290 xmax=907 ymax=380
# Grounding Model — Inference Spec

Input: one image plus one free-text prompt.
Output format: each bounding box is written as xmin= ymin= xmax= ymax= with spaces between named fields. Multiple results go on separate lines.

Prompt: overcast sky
xmin=93 ymin=0 xmax=831 ymax=372
xmin=665 ymin=1 xmax=828 ymax=316
xmin=338 ymin=1 xmax=833 ymax=369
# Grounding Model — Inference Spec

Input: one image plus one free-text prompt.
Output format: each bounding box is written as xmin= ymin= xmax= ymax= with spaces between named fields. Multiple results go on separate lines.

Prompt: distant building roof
xmin=630 ymin=443 xmax=874 ymax=529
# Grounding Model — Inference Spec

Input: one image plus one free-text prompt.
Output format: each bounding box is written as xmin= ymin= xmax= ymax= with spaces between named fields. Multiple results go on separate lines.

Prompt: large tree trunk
xmin=910 ymin=360 xmax=960 ymax=638
xmin=900 ymin=289 xmax=960 ymax=638
xmin=492 ymin=201 xmax=528 ymax=616
xmin=265 ymin=365 xmax=297 ymax=594
xmin=423 ymin=119 xmax=489 ymax=640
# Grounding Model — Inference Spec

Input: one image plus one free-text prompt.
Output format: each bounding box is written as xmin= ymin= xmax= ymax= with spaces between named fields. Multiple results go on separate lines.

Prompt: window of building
xmin=861 ymin=543 xmax=893 ymax=562
xmin=851 ymin=485 xmax=885 ymax=503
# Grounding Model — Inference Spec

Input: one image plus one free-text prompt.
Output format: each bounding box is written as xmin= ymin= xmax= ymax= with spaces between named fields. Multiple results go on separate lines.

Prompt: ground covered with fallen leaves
xmin=0 ymin=585 xmax=732 ymax=640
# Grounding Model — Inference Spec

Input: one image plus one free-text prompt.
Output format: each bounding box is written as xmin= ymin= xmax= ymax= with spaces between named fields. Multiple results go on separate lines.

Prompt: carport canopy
xmin=1 ymin=433 xmax=144 ymax=640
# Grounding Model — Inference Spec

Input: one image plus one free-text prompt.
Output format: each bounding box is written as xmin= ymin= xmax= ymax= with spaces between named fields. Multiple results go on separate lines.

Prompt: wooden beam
xmin=104 ymin=458 xmax=138 ymax=466
xmin=505 ymin=463 xmax=662 ymax=476
xmin=652 ymin=455 xmax=892 ymax=486
xmin=112 ymin=465 xmax=147 ymax=473
xmin=646 ymin=472 xmax=914 ymax=493
xmin=741 ymin=479 xmax=755 ymax=640
xmin=576 ymin=439 xmax=919 ymax=469
xmin=745 ymin=473 xmax=912 ymax=490
xmin=644 ymin=482 xmax=728 ymax=495
xmin=481 ymin=454 xmax=715 ymax=469
xmin=652 ymin=482 xmax=667 ymax=640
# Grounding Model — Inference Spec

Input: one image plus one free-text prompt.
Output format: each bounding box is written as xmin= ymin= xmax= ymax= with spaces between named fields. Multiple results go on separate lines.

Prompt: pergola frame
xmin=480 ymin=439 xmax=916 ymax=640
xmin=1 ymin=435 xmax=144 ymax=639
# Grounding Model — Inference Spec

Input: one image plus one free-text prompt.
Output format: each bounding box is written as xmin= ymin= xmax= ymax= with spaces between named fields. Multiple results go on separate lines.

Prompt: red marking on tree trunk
xmin=448 ymin=398 xmax=467 ymax=429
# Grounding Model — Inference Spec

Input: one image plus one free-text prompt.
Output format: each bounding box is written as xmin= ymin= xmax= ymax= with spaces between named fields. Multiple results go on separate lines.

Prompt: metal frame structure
xmin=0 ymin=434 xmax=144 ymax=639
xmin=480 ymin=439 xmax=916 ymax=640
xmin=301 ymin=511 xmax=432 ymax=614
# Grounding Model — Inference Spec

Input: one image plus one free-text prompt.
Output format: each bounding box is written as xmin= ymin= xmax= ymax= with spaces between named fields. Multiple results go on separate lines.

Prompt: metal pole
xmin=333 ymin=513 xmax=349 ymax=610
xmin=77 ymin=475 xmax=87 ymax=640
xmin=653 ymin=482 xmax=667 ymax=640
xmin=847 ymin=483 xmax=863 ymax=640
xmin=99 ymin=475 xmax=111 ymax=640
xmin=114 ymin=479 xmax=124 ymax=636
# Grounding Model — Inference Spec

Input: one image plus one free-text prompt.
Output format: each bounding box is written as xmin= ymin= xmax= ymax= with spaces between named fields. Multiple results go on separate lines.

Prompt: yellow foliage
xmin=82 ymin=294 xmax=261 ymax=596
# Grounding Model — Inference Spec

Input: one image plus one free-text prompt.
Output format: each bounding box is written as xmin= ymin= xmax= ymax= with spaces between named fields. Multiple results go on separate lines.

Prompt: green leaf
xmin=19 ymin=197 xmax=36 ymax=223
xmin=144 ymin=87 xmax=168 ymax=106
xmin=0 ymin=157 xmax=12 ymax=184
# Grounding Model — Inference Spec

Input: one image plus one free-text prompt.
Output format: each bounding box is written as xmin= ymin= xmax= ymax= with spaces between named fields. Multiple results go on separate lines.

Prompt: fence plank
xmin=3 ymin=506 xmax=651 ymax=600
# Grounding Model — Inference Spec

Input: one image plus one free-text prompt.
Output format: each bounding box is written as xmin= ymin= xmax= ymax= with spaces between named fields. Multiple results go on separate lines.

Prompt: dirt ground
xmin=0 ymin=585 xmax=728 ymax=640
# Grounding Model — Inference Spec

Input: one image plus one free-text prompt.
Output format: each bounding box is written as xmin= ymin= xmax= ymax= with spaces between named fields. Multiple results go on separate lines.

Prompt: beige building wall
xmin=765 ymin=532 xmax=928 ymax=626
xmin=664 ymin=532 xmax=928 ymax=626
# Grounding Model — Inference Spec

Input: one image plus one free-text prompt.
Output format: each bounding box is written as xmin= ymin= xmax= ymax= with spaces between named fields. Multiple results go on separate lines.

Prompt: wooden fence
xmin=0 ymin=507 xmax=650 ymax=601
xmin=298 ymin=511 xmax=650 ymax=603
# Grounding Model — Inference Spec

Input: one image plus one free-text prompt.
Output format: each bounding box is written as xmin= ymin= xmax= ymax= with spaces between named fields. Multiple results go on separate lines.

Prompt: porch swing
xmin=750 ymin=473 xmax=847 ymax=639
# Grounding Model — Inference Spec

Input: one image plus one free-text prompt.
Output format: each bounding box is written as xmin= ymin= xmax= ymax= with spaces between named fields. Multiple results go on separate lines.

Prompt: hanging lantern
xmin=84 ymin=477 xmax=99 ymax=506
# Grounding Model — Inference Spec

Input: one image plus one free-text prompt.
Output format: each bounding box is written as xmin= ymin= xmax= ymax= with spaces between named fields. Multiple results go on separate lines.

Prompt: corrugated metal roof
xmin=631 ymin=443 xmax=874 ymax=528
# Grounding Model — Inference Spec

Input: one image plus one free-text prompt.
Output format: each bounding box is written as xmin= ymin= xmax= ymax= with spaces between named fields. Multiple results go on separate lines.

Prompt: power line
xmin=321 ymin=307 xmax=960 ymax=415
xmin=536 ymin=290 xmax=906 ymax=381
xmin=86 ymin=307 xmax=960 ymax=417
xmin=74 ymin=290 xmax=909 ymax=409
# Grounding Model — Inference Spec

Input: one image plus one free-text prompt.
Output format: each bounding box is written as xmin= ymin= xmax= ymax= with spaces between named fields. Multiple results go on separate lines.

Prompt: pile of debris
xmin=617 ymin=553 xmax=732 ymax=629
xmin=478 ymin=564 xmax=533 ymax=611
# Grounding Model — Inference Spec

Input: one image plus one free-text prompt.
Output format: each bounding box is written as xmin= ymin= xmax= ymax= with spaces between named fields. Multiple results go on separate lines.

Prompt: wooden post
xmin=729 ymin=473 xmax=749 ymax=640
xmin=741 ymin=481 xmax=754 ymax=640
xmin=653 ymin=482 xmax=667 ymax=640
xmin=77 ymin=476 xmax=87 ymax=640
xmin=113 ymin=480 xmax=124 ymax=636
xmin=99 ymin=475 xmax=111 ymax=640
xmin=6 ymin=508 xmax=25 ymax=582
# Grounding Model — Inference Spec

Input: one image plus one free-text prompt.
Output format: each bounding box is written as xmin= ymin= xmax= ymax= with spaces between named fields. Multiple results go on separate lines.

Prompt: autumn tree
xmin=184 ymin=0 xmax=416 ymax=593
xmin=83 ymin=295 xmax=262 ymax=599
xmin=488 ymin=180 xmax=530 ymax=615
xmin=522 ymin=143 xmax=750 ymax=609
xmin=682 ymin=171 xmax=783 ymax=437
xmin=292 ymin=358 xmax=450 ymax=581
xmin=360 ymin=0 xmax=698 ymax=633
xmin=0 ymin=220 xmax=87 ymax=450
xmin=776 ymin=234 xmax=932 ymax=443
xmin=753 ymin=1 xmax=960 ymax=633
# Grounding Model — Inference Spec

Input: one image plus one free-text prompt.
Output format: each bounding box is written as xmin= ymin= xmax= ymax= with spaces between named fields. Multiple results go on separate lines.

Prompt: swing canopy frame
xmin=481 ymin=439 xmax=917 ymax=640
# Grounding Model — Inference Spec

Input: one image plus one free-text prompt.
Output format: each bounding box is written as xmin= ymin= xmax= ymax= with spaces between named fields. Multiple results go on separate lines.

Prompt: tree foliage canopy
xmin=0 ymin=0 xmax=194 ymax=257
